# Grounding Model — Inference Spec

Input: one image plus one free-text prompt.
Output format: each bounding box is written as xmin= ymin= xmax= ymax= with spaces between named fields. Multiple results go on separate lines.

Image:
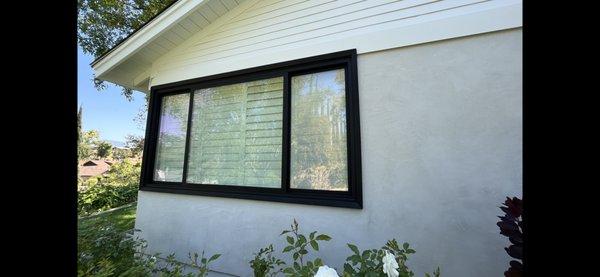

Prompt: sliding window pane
xmin=187 ymin=77 xmax=283 ymax=187
xmin=154 ymin=93 xmax=190 ymax=182
xmin=290 ymin=69 xmax=348 ymax=191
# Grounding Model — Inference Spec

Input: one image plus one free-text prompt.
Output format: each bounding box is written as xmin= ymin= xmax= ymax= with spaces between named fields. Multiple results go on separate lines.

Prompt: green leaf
xmin=314 ymin=258 xmax=323 ymax=267
xmin=362 ymin=250 xmax=371 ymax=260
xmin=293 ymin=252 xmax=299 ymax=261
xmin=366 ymin=271 xmax=379 ymax=277
xmin=208 ymin=254 xmax=221 ymax=262
xmin=286 ymin=236 xmax=295 ymax=245
xmin=403 ymin=243 xmax=409 ymax=250
xmin=299 ymin=249 xmax=308 ymax=255
xmin=347 ymin=244 xmax=360 ymax=255
xmin=316 ymin=234 xmax=331 ymax=241
xmin=280 ymin=230 xmax=290 ymax=236
xmin=310 ymin=240 xmax=319 ymax=251
xmin=283 ymin=246 xmax=294 ymax=253
xmin=309 ymin=231 xmax=317 ymax=240
xmin=344 ymin=263 xmax=356 ymax=274
xmin=298 ymin=235 xmax=307 ymax=244
xmin=283 ymin=268 xmax=294 ymax=274
xmin=366 ymin=260 xmax=376 ymax=267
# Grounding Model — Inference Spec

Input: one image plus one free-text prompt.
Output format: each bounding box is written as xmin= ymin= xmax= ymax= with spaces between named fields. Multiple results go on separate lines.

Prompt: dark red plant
xmin=498 ymin=196 xmax=523 ymax=277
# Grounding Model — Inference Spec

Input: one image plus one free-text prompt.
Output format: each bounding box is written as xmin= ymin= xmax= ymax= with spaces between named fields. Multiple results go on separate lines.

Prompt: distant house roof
xmin=79 ymin=160 xmax=112 ymax=178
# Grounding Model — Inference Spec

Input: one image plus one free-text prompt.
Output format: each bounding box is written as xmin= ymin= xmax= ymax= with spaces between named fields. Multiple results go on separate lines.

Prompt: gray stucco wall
xmin=135 ymin=28 xmax=522 ymax=277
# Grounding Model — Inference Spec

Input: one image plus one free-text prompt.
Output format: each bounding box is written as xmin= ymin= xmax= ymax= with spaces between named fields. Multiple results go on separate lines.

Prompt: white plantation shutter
xmin=186 ymin=77 xmax=284 ymax=187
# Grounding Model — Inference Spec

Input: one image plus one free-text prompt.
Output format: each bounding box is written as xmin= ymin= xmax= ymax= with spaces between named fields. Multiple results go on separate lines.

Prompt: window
xmin=140 ymin=50 xmax=362 ymax=208
xmin=186 ymin=77 xmax=284 ymax=187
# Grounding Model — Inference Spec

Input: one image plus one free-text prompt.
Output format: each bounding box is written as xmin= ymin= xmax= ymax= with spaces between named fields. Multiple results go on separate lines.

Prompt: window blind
xmin=153 ymin=93 xmax=190 ymax=182
xmin=186 ymin=77 xmax=284 ymax=187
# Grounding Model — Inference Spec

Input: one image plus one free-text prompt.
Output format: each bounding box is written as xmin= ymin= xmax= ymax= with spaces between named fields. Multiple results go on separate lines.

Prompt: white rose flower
xmin=382 ymin=251 xmax=400 ymax=277
xmin=314 ymin=265 xmax=339 ymax=277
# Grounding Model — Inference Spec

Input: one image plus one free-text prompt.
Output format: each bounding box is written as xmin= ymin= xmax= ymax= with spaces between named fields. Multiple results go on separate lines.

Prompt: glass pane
xmin=153 ymin=93 xmax=190 ymax=182
xmin=291 ymin=69 xmax=348 ymax=191
xmin=187 ymin=77 xmax=283 ymax=188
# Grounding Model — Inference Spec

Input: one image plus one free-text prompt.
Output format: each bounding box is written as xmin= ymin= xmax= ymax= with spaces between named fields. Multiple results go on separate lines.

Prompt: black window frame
xmin=140 ymin=49 xmax=362 ymax=209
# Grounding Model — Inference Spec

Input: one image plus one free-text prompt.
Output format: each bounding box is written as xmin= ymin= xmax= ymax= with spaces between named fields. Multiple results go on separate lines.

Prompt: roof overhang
xmin=91 ymin=0 xmax=242 ymax=93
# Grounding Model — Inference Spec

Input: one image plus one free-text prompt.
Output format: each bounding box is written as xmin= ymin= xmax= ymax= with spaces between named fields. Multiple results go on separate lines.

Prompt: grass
xmin=78 ymin=204 xmax=141 ymax=276
xmin=78 ymin=204 xmax=137 ymax=233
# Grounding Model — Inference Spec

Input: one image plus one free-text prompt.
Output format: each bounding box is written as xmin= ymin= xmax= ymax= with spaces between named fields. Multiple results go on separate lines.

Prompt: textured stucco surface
xmin=135 ymin=28 xmax=522 ymax=277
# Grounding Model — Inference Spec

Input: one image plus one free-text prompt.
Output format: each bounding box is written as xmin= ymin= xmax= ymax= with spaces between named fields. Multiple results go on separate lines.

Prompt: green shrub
xmin=78 ymin=215 xmax=219 ymax=277
xmin=250 ymin=244 xmax=285 ymax=277
xmin=78 ymin=160 xmax=140 ymax=215
xmin=279 ymin=219 xmax=331 ymax=276
xmin=342 ymin=240 xmax=440 ymax=277
xmin=248 ymin=219 xmax=441 ymax=277
xmin=78 ymin=216 xmax=144 ymax=276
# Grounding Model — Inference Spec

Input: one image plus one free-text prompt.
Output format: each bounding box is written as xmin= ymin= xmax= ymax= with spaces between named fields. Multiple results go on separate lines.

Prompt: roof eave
xmin=91 ymin=0 xmax=207 ymax=80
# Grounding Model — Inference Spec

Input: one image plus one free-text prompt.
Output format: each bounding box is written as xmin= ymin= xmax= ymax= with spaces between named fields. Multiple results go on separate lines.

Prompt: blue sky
xmin=78 ymin=47 xmax=146 ymax=143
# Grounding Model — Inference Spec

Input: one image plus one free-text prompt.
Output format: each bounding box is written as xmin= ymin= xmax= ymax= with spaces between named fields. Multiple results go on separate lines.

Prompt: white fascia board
xmin=92 ymin=0 xmax=207 ymax=78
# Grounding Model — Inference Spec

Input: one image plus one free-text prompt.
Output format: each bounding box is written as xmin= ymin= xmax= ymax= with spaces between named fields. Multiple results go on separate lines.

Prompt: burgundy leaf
xmin=499 ymin=196 xmax=524 ymax=275
xmin=509 ymin=236 xmax=523 ymax=246
xmin=517 ymin=219 xmax=523 ymax=229
xmin=505 ymin=197 xmax=523 ymax=218
xmin=500 ymin=229 xmax=520 ymax=238
xmin=504 ymin=266 xmax=522 ymax=277
xmin=509 ymin=260 xmax=523 ymax=270
xmin=498 ymin=215 xmax=516 ymax=222
xmin=497 ymin=221 xmax=519 ymax=231
xmin=511 ymin=197 xmax=523 ymax=210
xmin=505 ymin=245 xmax=523 ymax=260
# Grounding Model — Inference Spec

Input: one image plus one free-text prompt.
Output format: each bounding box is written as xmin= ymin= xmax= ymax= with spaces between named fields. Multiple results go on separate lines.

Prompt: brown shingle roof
xmin=79 ymin=160 xmax=112 ymax=178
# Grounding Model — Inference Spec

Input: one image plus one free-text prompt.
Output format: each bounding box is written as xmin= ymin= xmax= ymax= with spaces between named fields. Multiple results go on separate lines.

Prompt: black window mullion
xmin=281 ymin=72 xmax=291 ymax=193
xmin=346 ymin=52 xmax=362 ymax=206
xmin=181 ymin=90 xmax=194 ymax=184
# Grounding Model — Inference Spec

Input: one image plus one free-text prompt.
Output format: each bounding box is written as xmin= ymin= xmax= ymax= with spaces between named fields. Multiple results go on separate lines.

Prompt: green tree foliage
xmin=78 ymin=106 xmax=85 ymax=159
xmin=291 ymin=70 xmax=348 ymax=191
xmin=125 ymin=134 xmax=145 ymax=158
xmin=97 ymin=141 xmax=113 ymax=158
xmin=77 ymin=0 xmax=176 ymax=100
xmin=112 ymin=147 xmax=129 ymax=160
xmin=78 ymin=106 xmax=83 ymax=144
xmin=80 ymin=130 xmax=101 ymax=160
xmin=78 ymin=160 xmax=141 ymax=215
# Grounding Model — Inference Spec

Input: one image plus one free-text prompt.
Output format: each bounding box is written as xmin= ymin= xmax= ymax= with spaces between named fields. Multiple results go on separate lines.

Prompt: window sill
xmin=140 ymin=183 xmax=362 ymax=209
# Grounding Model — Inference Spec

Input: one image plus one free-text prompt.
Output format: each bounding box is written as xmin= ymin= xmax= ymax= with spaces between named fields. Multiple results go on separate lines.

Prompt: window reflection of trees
xmin=291 ymin=69 xmax=348 ymax=191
